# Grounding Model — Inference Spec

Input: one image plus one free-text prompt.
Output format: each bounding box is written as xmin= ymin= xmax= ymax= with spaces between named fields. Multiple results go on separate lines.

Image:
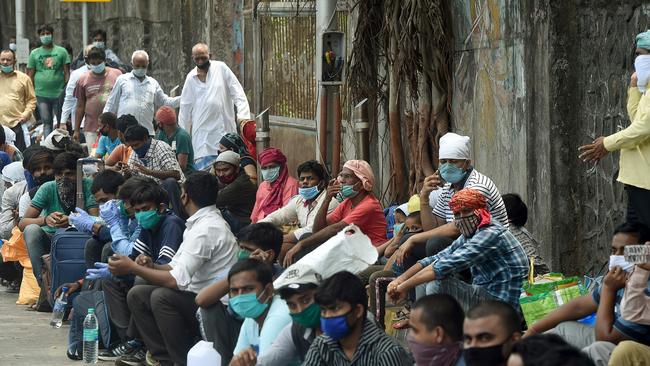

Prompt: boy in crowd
xmin=195 ymin=222 xmax=283 ymax=366
xmin=463 ymin=300 xmax=522 ymax=366
xmin=94 ymin=112 xmax=122 ymax=159
xmin=19 ymin=152 xmax=97 ymax=286
xmin=407 ymin=294 xmax=465 ymax=366
xmin=502 ymin=193 xmax=550 ymax=274
xmin=108 ymin=171 xmax=237 ymax=365
xmin=303 ymin=271 xmax=412 ymax=365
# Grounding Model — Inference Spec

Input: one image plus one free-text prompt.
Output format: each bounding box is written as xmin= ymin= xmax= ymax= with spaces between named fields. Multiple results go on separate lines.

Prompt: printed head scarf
xmin=258 ymin=147 xmax=289 ymax=216
xmin=342 ymin=160 xmax=374 ymax=191
xmin=220 ymin=133 xmax=253 ymax=160
xmin=449 ymin=188 xmax=492 ymax=229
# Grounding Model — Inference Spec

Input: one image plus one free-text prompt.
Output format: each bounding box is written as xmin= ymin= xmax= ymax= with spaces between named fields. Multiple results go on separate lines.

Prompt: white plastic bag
xmin=274 ymin=224 xmax=378 ymax=288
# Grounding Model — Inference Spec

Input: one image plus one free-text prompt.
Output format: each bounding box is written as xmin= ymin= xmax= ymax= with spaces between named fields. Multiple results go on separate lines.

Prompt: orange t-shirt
xmin=326 ymin=194 xmax=387 ymax=246
xmin=105 ymin=144 xmax=133 ymax=166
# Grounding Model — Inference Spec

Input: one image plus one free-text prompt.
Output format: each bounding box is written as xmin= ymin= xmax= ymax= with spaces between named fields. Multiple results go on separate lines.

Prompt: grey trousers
xmin=197 ymin=303 xmax=243 ymax=366
xmin=424 ymin=277 xmax=495 ymax=312
xmin=548 ymin=322 xmax=614 ymax=365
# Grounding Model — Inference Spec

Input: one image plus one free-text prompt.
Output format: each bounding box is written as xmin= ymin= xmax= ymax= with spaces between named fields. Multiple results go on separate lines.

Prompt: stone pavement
xmin=0 ymin=289 xmax=110 ymax=365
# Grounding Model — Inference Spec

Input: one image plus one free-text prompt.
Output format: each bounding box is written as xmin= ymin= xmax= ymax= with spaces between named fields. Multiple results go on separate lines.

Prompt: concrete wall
xmin=0 ymin=0 xmax=236 ymax=91
xmin=449 ymin=0 xmax=649 ymax=274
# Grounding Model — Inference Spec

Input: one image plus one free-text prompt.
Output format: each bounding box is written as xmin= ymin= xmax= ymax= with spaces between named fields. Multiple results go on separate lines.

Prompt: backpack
xmin=68 ymin=284 xmax=113 ymax=357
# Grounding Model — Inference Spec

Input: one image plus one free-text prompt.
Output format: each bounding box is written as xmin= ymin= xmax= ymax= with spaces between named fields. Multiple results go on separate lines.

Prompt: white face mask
xmin=9 ymin=43 xmax=16 ymax=51
xmin=609 ymin=255 xmax=634 ymax=273
xmin=635 ymin=54 xmax=650 ymax=93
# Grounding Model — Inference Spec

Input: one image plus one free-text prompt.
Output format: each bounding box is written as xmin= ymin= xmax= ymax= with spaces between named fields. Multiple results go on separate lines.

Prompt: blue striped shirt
xmin=419 ymin=221 xmax=529 ymax=308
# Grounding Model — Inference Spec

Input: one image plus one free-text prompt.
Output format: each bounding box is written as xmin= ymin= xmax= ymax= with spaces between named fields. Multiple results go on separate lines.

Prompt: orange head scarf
xmin=449 ymin=188 xmax=492 ymax=228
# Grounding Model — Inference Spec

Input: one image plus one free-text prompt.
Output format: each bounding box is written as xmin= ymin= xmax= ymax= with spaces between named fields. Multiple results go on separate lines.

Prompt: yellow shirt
xmin=0 ymin=70 xmax=36 ymax=128
xmin=604 ymin=87 xmax=650 ymax=190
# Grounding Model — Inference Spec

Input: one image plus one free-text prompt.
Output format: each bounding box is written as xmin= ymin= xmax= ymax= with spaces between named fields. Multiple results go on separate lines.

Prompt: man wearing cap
xmin=387 ymin=188 xmax=528 ymax=311
xmin=104 ymin=50 xmax=180 ymax=136
xmin=212 ymin=150 xmax=256 ymax=232
xmin=231 ymin=276 xmax=322 ymax=366
xmin=579 ymin=30 xmax=650 ymax=232
xmin=0 ymin=48 xmax=36 ymax=151
xmin=283 ymin=159 xmax=386 ymax=267
xmin=395 ymin=132 xmax=509 ymax=269
xmin=154 ymin=106 xmax=195 ymax=173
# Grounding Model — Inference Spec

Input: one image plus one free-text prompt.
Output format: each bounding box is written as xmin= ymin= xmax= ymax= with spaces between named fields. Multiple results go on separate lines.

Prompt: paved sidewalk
xmin=0 ymin=289 xmax=110 ymax=365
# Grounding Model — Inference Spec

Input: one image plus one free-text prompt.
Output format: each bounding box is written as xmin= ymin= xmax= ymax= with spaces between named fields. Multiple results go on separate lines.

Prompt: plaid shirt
xmin=419 ymin=221 xmax=529 ymax=308
xmin=303 ymin=318 xmax=412 ymax=366
xmin=127 ymin=139 xmax=185 ymax=183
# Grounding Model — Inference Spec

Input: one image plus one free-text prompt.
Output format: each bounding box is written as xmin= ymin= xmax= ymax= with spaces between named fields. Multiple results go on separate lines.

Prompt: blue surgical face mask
xmin=320 ymin=310 xmax=353 ymax=340
xmin=1 ymin=65 xmax=13 ymax=73
xmin=261 ymin=166 xmax=281 ymax=183
xmin=299 ymin=186 xmax=320 ymax=201
xmin=228 ymin=288 xmax=269 ymax=319
xmin=40 ymin=35 xmax=52 ymax=45
xmin=93 ymin=41 xmax=105 ymax=49
xmin=132 ymin=68 xmax=147 ymax=78
xmin=439 ymin=162 xmax=467 ymax=184
xmin=90 ymin=62 xmax=106 ymax=74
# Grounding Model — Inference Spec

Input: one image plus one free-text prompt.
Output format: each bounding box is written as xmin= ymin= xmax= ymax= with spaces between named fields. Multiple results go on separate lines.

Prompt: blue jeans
xmin=194 ymin=155 xmax=219 ymax=171
xmin=24 ymin=224 xmax=52 ymax=286
xmin=36 ymin=96 xmax=62 ymax=137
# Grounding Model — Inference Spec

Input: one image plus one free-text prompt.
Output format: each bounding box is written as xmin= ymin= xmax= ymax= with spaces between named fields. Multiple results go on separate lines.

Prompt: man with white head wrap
xmin=579 ymin=30 xmax=650 ymax=232
xmin=394 ymin=132 xmax=510 ymax=272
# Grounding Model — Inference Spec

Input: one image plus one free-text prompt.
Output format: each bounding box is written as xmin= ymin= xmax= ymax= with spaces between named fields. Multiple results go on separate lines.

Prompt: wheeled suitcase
xmin=48 ymin=158 xmax=103 ymax=303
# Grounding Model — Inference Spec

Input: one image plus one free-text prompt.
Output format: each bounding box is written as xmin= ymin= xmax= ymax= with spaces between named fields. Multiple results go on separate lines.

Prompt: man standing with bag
xmin=178 ymin=43 xmax=251 ymax=171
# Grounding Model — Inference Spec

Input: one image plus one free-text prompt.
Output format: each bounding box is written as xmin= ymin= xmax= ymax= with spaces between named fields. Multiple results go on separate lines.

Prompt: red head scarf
xmin=240 ymin=120 xmax=257 ymax=160
xmin=258 ymin=147 xmax=289 ymax=216
xmin=449 ymin=188 xmax=492 ymax=228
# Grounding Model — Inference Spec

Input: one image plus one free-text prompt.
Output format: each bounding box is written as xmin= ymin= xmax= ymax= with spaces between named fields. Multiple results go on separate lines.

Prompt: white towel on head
xmin=439 ymin=132 xmax=471 ymax=160
xmin=635 ymin=55 xmax=650 ymax=93
xmin=2 ymin=162 xmax=25 ymax=184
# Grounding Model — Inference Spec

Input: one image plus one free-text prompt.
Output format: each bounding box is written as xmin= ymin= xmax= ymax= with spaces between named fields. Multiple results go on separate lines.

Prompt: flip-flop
xmin=392 ymin=319 xmax=410 ymax=329
xmin=25 ymin=303 xmax=38 ymax=311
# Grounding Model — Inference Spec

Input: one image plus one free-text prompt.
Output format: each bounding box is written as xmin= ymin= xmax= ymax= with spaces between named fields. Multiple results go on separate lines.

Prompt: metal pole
xmin=315 ymin=0 xmax=338 ymax=162
xmin=318 ymin=86 xmax=328 ymax=164
xmin=15 ymin=0 xmax=25 ymax=40
xmin=255 ymin=108 xmax=270 ymax=185
xmin=252 ymin=0 xmax=262 ymax=114
xmin=82 ymin=2 xmax=89 ymax=48
xmin=331 ymin=88 xmax=342 ymax=176
xmin=353 ymin=98 xmax=369 ymax=161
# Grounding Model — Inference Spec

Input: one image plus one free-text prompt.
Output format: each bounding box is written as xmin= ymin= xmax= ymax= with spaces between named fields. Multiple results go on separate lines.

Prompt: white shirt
xmin=60 ymin=66 xmax=89 ymax=128
xmin=178 ymin=61 xmax=251 ymax=160
xmin=103 ymin=72 xmax=180 ymax=135
xmin=260 ymin=190 xmax=339 ymax=239
xmin=168 ymin=205 xmax=237 ymax=294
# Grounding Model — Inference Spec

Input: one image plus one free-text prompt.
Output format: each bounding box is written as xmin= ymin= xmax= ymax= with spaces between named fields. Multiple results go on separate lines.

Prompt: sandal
xmin=26 ymin=303 xmax=38 ymax=311
xmin=392 ymin=304 xmax=411 ymax=329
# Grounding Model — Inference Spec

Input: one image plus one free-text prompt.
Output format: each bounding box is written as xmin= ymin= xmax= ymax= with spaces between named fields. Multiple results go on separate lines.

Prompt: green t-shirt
xmin=30 ymin=178 xmax=97 ymax=234
xmin=27 ymin=45 xmax=71 ymax=98
xmin=155 ymin=127 xmax=195 ymax=172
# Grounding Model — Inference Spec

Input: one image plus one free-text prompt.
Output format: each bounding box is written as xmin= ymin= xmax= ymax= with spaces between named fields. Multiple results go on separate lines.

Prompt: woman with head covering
xmin=250 ymin=147 xmax=299 ymax=223
xmin=219 ymin=132 xmax=257 ymax=183
xmin=283 ymin=159 xmax=387 ymax=267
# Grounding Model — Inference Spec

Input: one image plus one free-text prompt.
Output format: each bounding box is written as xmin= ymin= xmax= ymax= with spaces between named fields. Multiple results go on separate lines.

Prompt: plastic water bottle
xmin=50 ymin=286 xmax=68 ymax=328
xmin=83 ymin=308 xmax=98 ymax=364
xmin=187 ymin=341 xmax=221 ymax=366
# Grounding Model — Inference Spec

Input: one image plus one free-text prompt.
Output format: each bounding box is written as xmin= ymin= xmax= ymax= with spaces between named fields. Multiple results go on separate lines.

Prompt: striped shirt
xmin=131 ymin=211 xmax=185 ymax=265
xmin=431 ymin=168 xmax=509 ymax=227
xmin=419 ymin=221 xmax=529 ymax=308
xmin=303 ymin=318 xmax=413 ymax=366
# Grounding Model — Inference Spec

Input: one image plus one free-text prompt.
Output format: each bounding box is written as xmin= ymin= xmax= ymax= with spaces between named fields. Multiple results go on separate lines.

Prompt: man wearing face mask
xmin=251 ymin=147 xmax=299 ymax=223
xmin=178 ymin=43 xmax=251 ymax=171
xmin=60 ymin=45 xmax=94 ymax=134
xmin=122 ymin=125 xmax=186 ymax=219
xmin=108 ymin=172 xmax=237 ymax=366
xmin=0 ymin=48 xmax=36 ymax=151
xmin=196 ymin=223 xmax=284 ymax=366
xmin=73 ymin=46 xmax=122 ymax=147
xmin=27 ymin=24 xmax=70 ymax=138
xmin=8 ymin=37 xmax=16 ymax=52
xmin=228 ymin=259 xmax=292 ymax=364
xmin=387 ymin=188 xmax=528 ymax=311
xmin=283 ymin=160 xmax=386 ymax=267
xmin=93 ymin=112 xmax=121 ymax=158
xmin=407 ymin=294 xmax=466 ymax=366
xmin=154 ymin=106 xmax=195 ymax=173
xmin=261 ymin=160 xmax=339 ymax=263
xmin=463 ymin=300 xmax=522 ymax=366
xmin=19 ymin=152 xmax=98 ymax=286
xmin=212 ymin=151 xmax=256 ymax=232
xmin=303 ymin=271 xmax=412 ymax=365
xmin=579 ymin=31 xmax=650 ymax=235
xmin=524 ymin=223 xmax=650 ymax=365
xmin=104 ymin=50 xmax=180 ymax=136
xmin=395 ymin=132 xmax=509 ymax=269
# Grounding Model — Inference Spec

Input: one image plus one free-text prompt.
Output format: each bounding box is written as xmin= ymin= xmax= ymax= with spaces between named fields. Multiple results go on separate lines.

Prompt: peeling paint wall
xmin=450 ymin=0 xmax=650 ymax=274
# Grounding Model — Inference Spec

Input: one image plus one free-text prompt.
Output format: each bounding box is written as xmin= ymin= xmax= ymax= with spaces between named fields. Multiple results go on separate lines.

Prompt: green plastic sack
xmin=523 ymin=276 xmax=581 ymax=296
xmin=520 ymin=283 xmax=587 ymax=327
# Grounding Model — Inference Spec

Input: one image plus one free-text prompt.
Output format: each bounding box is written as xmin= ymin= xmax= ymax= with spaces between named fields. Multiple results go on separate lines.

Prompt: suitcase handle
xmin=76 ymin=158 xmax=105 ymax=209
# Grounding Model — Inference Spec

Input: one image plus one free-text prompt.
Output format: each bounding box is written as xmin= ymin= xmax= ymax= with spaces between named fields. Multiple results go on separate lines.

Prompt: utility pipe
xmin=353 ymin=98 xmax=369 ymax=161
xmin=331 ymin=88 xmax=342 ymax=176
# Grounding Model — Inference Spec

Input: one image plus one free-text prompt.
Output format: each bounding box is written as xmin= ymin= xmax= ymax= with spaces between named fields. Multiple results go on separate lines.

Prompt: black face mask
xmin=197 ymin=60 xmax=210 ymax=70
xmin=464 ymin=344 xmax=506 ymax=366
xmin=34 ymin=174 xmax=54 ymax=186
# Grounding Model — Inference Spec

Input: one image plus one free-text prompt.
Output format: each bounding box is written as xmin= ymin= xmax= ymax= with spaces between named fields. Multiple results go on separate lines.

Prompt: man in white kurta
xmin=178 ymin=43 xmax=251 ymax=171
